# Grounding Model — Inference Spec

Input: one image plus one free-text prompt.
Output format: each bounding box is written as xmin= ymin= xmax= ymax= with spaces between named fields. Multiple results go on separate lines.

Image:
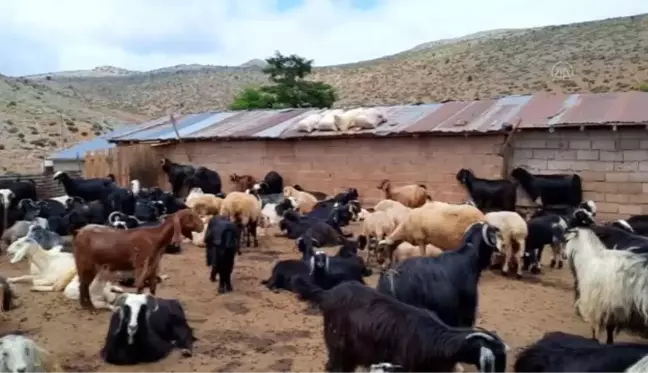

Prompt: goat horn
xmin=465 ymin=331 xmax=495 ymax=342
xmin=128 ymin=215 xmax=144 ymax=224
xmin=108 ymin=211 xmax=122 ymax=224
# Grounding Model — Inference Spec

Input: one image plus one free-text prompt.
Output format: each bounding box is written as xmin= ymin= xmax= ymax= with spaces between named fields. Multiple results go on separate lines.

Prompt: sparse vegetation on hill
xmin=2 ymin=13 xmax=648 ymax=172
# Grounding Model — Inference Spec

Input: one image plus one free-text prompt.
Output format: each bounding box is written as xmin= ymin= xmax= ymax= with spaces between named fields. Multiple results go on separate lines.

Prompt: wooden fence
xmin=84 ymin=144 xmax=167 ymax=188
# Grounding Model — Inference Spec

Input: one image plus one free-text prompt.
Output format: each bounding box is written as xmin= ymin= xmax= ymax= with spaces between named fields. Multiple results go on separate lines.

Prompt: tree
xmin=229 ymin=51 xmax=337 ymax=110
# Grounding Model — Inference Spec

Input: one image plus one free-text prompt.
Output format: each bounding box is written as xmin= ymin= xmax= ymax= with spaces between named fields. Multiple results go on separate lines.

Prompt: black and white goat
xmin=456 ymin=169 xmax=516 ymax=212
xmin=376 ymin=222 xmax=502 ymax=327
xmin=307 ymin=247 xmax=371 ymax=291
xmin=205 ymin=216 xmax=240 ymax=294
xmin=100 ymin=293 xmax=195 ymax=365
xmin=293 ymin=277 xmax=509 ymax=372
xmin=252 ymin=171 xmax=284 ymax=195
xmin=514 ymin=331 xmax=648 ymax=372
xmin=563 ymin=209 xmax=648 ymax=344
xmin=623 ymin=215 xmax=648 ymax=236
xmin=590 ymin=222 xmax=648 ymax=254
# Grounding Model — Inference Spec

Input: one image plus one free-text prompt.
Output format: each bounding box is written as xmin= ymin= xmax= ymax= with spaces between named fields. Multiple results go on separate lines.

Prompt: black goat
xmin=293 ymin=184 xmax=327 ymax=200
xmin=514 ymin=331 xmax=648 ymax=372
xmin=511 ymin=167 xmax=583 ymax=208
xmin=186 ymin=166 xmax=222 ymax=196
xmin=307 ymin=248 xmax=371 ymax=291
xmin=625 ymin=215 xmax=648 ymax=236
xmin=332 ymin=188 xmax=359 ymax=204
xmin=253 ymin=171 xmax=284 ymax=195
xmin=456 ymin=169 xmax=516 ymax=212
xmin=103 ymin=188 xmax=136 ymax=217
xmin=294 ymin=278 xmax=509 ymax=372
xmin=53 ymin=172 xmax=115 ymax=202
xmin=0 ymin=179 xmax=37 ymax=209
xmin=205 ymin=216 xmax=240 ymax=294
xmin=309 ymin=199 xmax=358 ymax=227
xmin=100 ymin=293 xmax=195 ymax=365
xmin=160 ymin=158 xmax=195 ymax=197
xmin=260 ymin=244 xmax=313 ymax=293
xmin=590 ymin=223 xmax=648 ymax=254
xmin=377 ymin=222 xmax=501 ymax=328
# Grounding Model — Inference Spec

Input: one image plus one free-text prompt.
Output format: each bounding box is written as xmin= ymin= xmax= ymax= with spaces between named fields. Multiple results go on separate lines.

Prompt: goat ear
xmin=171 ymin=213 xmax=183 ymax=245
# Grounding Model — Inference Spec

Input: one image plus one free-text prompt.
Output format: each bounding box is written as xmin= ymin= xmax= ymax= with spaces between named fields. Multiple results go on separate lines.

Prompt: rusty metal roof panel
xmin=236 ymin=109 xmax=311 ymax=138
xmin=108 ymin=115 xmax=177 ymax=141
xmin=257 ymin=109 xmax=319 ymax=138
xmin=186 ymin=109 xmax=308 ymax=139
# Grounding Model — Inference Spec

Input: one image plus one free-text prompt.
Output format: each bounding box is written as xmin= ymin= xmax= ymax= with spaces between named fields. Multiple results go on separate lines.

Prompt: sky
xmin=0 ymin=0 xmax=647 ymax=76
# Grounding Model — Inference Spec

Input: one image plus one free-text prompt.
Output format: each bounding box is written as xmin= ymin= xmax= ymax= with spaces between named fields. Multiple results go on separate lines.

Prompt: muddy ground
xmin=0 ymin=225 xmax=637 ymax=372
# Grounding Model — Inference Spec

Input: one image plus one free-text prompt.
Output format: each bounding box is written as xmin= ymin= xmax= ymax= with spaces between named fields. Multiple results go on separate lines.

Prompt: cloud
xmin=0 ymin=0 xmax=646 ymax=76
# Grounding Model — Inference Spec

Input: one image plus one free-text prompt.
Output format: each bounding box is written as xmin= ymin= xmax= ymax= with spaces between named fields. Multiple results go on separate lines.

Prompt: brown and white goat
xmin=73 ymin=209 xmax=203 ymax=310
xmin=230 ymin=174 xmax=257 ymax=192
xmin=376 ymin=179 xmax=429 ymax=208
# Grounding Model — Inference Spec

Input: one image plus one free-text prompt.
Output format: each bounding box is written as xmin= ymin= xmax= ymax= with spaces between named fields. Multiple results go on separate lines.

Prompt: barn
xmin=105 ymin=91 xmax=648 ymax=220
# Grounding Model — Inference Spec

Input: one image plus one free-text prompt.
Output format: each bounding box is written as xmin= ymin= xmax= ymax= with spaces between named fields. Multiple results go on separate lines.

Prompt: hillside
xmin=0 ymin=76 xmax=145 ymax=172
xmin=31 ymin=14 xmax=648 ymax=119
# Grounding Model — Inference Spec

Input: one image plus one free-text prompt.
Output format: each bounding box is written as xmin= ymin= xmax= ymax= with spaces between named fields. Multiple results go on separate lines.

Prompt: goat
xmin=53 ymin=171 xmax=115 ymax=202
xmin=625 ymin=215 xmax=648 ymax=236
xmin=185 ymin=166 xmax=222 ymax=196
xmin=377 ymin=222 xmax=502 ymax=328
xmin=514 ymin=331 xmax=648 ymax=372
xmin=101 ymin=293 xmax=195 ymax=364
xmin=563 ymin=209 xmax=648 ymax=343
xmin=292 ymin=184 xmax=327 ymax=201
xmin=261 ymin=244 xmax=314 ymax=293
xmin=205 ymin=216 xmax=240 ymax=293
xmin=456 ymin=169 xmax=516 ymax=212
xmin=74 ymin=210 xmax=203 ymax=309
xmin=0 ymin=334 xmax=62 ymax=372
xmin=0 ymin=179 xmax=37 ymax=209
xmin=511 ymin=167 xmax=583 ymax=208
xmin=160 ymin=158 xmax=195 ymax=197
xmin=6 ymin=237 xmax=76 ymax=292
xmin=252 ymin=171 xmax=284 ymax=195
xmin=294 ymin=277 xmax=509 ymax=372
xmin=0 ymin=276 xmax=17 ymax=318
xmin=230 ymin=174 xmax=257 ymax=192
xmin=307 ymin=248 xmax=371 ymax=290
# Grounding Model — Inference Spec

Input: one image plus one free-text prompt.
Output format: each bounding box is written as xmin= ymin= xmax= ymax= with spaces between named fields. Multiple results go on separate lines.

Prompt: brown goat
xmin=230 ymin=173 xmax=257 ymax=192
xmin=376 ymin=179 xmax=429 ymax=208
xmin=73 ymin=209 xmax=203 ymax=310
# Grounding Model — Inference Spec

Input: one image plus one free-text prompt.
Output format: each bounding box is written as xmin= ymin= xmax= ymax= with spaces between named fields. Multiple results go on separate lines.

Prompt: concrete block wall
xmin=161 ymin=135 xmax=506 ymax=206
xmin=511 ymin=128 xmax=648 ymax=220
xmin=0 ymin=171 xmax=81 ymax=199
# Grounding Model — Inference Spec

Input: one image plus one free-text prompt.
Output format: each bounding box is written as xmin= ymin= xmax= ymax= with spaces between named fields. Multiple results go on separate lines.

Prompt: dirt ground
xmin=0 ymin=224 xmax=637 ymax=372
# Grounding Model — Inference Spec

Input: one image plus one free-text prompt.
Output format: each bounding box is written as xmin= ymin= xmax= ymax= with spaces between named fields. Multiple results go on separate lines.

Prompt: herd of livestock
xmin=0 ymin=157 xmax=648 ymax=371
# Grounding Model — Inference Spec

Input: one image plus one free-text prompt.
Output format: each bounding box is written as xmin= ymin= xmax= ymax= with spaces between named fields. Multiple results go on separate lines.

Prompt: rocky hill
xmin=3 ymin=13 xmax=648 ymax=172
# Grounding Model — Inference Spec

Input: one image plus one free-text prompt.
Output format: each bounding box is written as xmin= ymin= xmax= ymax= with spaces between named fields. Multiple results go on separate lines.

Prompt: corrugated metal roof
xmin=108 ymin=91 xmax=648 ymax=143
xmin=48 ymin=125 xmax=135 ymax=160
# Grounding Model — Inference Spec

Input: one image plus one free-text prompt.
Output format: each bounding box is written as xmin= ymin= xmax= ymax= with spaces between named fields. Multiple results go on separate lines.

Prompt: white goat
xmin=6 ymin=237 xmax=75 ymax=290
xmin=0 ymin=334 xmax=61 ymax=372
xmin=564 ymin=225 xmax=648 ymax=344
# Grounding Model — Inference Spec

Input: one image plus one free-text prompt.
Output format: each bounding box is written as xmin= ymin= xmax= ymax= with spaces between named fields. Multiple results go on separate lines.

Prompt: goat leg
xmin=7 ymin=275 xmax=37 ymax=284
xmin=30 ymin=285 xmax=56 ymax=292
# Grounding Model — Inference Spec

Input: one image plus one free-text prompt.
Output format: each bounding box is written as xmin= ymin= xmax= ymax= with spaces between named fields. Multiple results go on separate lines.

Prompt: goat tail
xmin=52 ymin=266 xmax=77 ymax=292
xmin=418 ymin=184 xmax=427 ymax=190
xmin=292 ymin=276 xmax=325 ymax=305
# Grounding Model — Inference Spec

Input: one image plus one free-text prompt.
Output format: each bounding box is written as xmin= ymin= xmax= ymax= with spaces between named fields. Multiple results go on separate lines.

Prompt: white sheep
xmin=357 ymin=210 xmax=398 ymax=266
xmin=315 ymin=109 xmax=344 ymax=131
xmin=186 ymin=193 xmax=223 ymax=217
xmin=296 ymin=113 xmax=322 ymax=133
xmin=373 ymin=199 xmax=412 ymax=226
xmin=191 ymin=215 xmax=213 ymax=247
xmin=564 ymin=224 xmax=648 ymax=344
xmin=283 ymin=186 xmax=317 ymax=214
xmin=382 ymin=242 xmax=445 ymax=268
xmin=220 ymin=191 xmax=262 ymax=247
xmin=378 ymin=200 xmax=487 ymax=257
xmin=485 ymin=211 xmax=528 ymax=279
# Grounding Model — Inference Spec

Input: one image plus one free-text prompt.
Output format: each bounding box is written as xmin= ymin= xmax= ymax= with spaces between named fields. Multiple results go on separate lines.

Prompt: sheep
xmin=485 ymin=211 xmax=528 ymax=279
xmin=357 ymin=210 xmax=397 ymax=266
xmin=284 ymin=186 xmax=318 ymax=214
xmin=74 ymin=210 xmax=203 ymax=309
xmin=252 ymin=171 xmax=284 ymax=195
xmin=455 ymin=169 xmax=516 ymax=212
xmin=375 ymin=242 xmax=444 ymax=270
xmin=511 ymin=167 xmax=583 ymax=208
xmin=292 ymin=184 xmax=327 ymax=201
xmin=219 ymin=191 xmax=262 ymax=248
xmin=514 ymin=331 xmax=648 ymax=372
xmin=377 ymin=200 xmax=485 ymax=258
xmin=563 ymin=209 xmax=648 ymax=344
xmin=230 ymin=174 xmax=257 ymax=192
xmin=101 ymin=293 xmax=195 ymax=364
xmin=377 ymin=222 xmax=502 ymax=327
xmin=293 ymin=277 xmax=509 ymax=372
xmin=376 ymin=179 xmax=429 ymax=208
xmin=297 ymin=112 xmax=323 ymax=132
xmin=185 ymin=193 xmax=223 ymax=217
xmin=0 ymin=276 xmax=17 ymax=318
xmin=0 ymin=334 xmax=63 ymax=372
xmin=205 ymin=216 xmax=240 ymax=293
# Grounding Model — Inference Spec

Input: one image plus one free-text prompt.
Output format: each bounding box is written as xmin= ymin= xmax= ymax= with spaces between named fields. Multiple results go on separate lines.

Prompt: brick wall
xmin=511 ymin=128 xmax=648 ymax=220
xmin=0 ymin=171 xmax=81 ymax=199
xmin=159 ymin=135 xmax=505 ymax=205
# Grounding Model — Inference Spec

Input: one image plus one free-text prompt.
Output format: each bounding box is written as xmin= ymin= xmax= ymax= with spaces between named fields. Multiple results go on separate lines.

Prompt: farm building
xmin=46 ymin=124 xmax=148 ymax=172
xmin=105 ymin=91 xmax=648 ymax=220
